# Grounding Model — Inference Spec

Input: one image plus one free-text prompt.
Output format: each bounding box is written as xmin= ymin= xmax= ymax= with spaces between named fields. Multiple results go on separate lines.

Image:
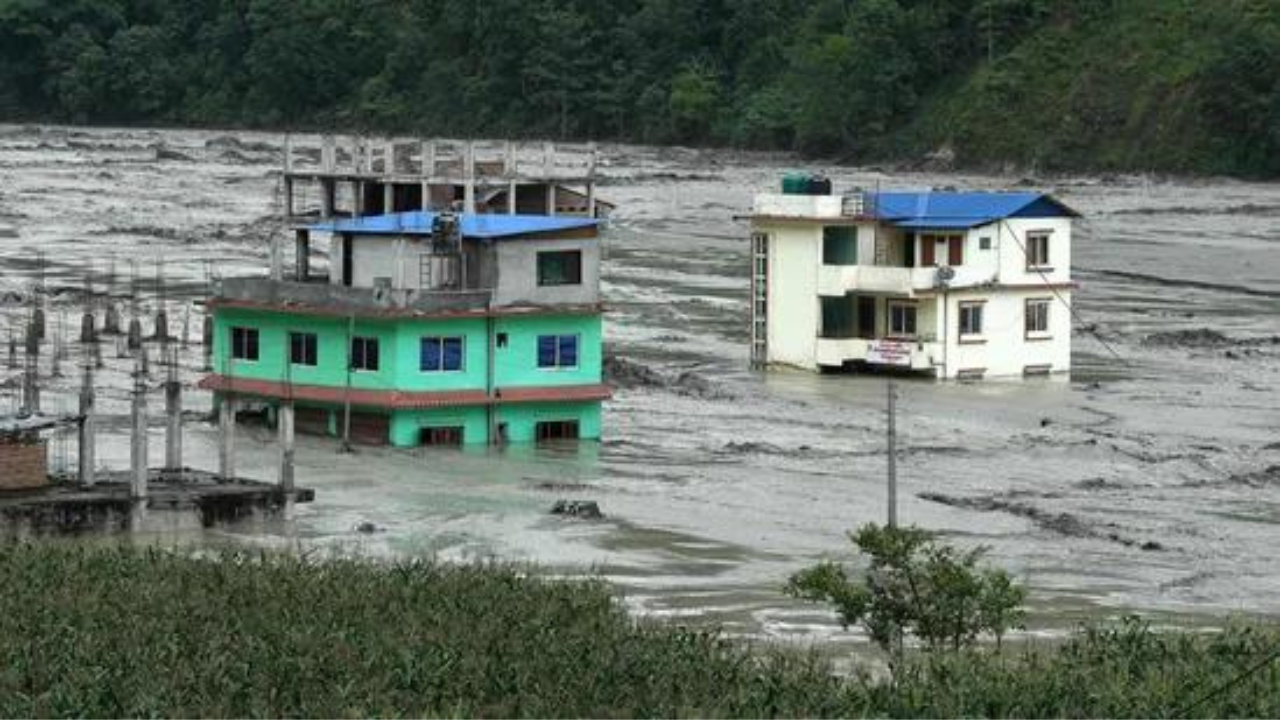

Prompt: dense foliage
xmin=1 ymin=543 xmax=1277 ymax=718
xmin=787 ymin=524 xmax=1027 ymax=657
xmin=0 ymin=0 xmax=1276 ymax=176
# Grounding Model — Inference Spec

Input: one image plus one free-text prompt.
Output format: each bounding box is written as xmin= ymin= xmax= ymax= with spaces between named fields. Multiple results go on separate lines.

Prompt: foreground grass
xmin=0 ymin=544 xmax=1276 ymax=718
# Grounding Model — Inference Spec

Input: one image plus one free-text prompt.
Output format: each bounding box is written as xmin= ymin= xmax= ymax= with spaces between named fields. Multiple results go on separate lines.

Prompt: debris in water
xmin=551 ymin=500 xmax=602 ymax=519
xmin=355 ymin=521 xmax=381 ymax=534
xmin=918 ymin=491 xmax=1164 ymax=551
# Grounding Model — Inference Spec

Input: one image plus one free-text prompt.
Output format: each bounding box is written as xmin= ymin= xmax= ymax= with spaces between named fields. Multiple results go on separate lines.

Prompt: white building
xmin=749 ymin=189 xmax=1079 ymax=379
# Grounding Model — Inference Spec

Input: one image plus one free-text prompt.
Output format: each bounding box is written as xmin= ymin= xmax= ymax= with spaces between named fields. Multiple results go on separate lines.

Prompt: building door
xmin=856 ymin=296 xmax=877 ymax=339
xmin=348 ymin=412 xmax=390 ymax=445
xmin=295 ymin=407 xmax=330 ymax=436
xmin=948 ymin=235 xmax=964 ymax=266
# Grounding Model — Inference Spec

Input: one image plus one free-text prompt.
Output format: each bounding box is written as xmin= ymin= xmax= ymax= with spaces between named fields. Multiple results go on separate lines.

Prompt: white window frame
xmin=887 ymin=302 xmax=918 ymax=338
xmin=1025 ymin=298 xmax=1052 ymax=339
xmin=958 ymin=301 xmax=985 ymax=341
xmin=350 ymin=336 xmax=380 ymax=373
xmin=230 ymin=326 xmax=260 ymax=363
xmin=1026 ymin=231 xmax=1052 ymax=270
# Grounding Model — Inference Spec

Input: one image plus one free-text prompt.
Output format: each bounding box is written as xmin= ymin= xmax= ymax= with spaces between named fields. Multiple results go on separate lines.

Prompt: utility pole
xmin=887 ymin=379 xmax=898 ymax=528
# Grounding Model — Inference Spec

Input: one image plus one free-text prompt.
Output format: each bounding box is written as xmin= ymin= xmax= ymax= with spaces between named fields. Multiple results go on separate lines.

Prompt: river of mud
xmin=1 ymin=125 xmax=1278 ymax=650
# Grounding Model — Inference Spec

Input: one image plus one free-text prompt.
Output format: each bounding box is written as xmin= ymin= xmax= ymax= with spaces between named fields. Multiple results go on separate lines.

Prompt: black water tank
xmin=806 ymin=175 xmax=832 ymax=195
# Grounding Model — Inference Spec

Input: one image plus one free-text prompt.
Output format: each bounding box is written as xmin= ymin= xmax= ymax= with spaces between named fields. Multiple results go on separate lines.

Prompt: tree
xmin=786 ymin=523 xmax=1026 ymax=663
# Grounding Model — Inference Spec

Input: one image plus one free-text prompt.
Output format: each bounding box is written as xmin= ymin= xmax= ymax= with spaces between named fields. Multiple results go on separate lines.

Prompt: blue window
xmin=421 ymin=336 xmax=464 ymax=372
xmin=537 ymin=334 xmax=579 ymax=369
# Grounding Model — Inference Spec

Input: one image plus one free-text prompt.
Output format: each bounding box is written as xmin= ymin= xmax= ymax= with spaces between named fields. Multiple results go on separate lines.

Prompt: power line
xmin=998 ymin=219 xmax=1129 ymax=366
xmin=1174 ymin=645 xmax=1280 ymax=718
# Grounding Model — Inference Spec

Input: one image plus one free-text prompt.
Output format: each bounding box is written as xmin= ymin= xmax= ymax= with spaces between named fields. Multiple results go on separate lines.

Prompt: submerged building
xmin=749 ymin=183 xmax=1079 ymax=379
xmin=199 ymin=210 xmax=609 ymax=447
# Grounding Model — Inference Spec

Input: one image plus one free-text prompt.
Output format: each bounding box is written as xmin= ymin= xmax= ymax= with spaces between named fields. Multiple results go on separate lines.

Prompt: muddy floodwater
xmin=2 ymin=125 xmax=1278 ymax=649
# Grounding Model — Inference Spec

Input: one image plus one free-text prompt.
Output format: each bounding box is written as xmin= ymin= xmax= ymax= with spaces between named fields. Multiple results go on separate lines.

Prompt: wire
xmin=999 ymin=219 xmax=1129 ymax=366
xmin=1174 ymin=645 xmax=1280 ymax=718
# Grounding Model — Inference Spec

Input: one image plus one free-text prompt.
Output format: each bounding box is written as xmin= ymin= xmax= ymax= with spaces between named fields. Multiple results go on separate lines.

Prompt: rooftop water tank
xmin=781 ymin=172 xmax=832 ymax=196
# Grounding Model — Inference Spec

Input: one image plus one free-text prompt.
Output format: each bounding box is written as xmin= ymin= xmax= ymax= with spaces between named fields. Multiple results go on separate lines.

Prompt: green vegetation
xmin=0 ymin=0 xmax=1276 ymax=177
xmin=787 ymin=524 xmax=1027 ymax=658
xmin=1 ymin=543 xmax=1278 ymax=718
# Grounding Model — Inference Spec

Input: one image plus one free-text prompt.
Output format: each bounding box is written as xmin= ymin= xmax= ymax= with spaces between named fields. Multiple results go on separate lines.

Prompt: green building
xmin=199 ymin=211 xmax=609 ymax=447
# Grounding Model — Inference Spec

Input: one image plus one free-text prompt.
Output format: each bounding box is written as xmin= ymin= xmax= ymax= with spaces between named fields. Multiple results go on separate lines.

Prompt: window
xmin=350 ymin=336 xmax=379 ymax=372
xmin=496 ymin=332 xmax=509 ymax=348
xmin=537 ymin=334 xmax=579 ymax=369
xmin=822 ymin=226 xmax=857 ymax=265
xmin=289 ymin=332 xmax=317 ymax=366
xmin=1025 ymin=298 xmax=1051 ymax=337
xmin=420 ymin=336 xmax=464 ymax=372
xmin=920 ymin=234 xmax=963 ymax=267
xmin=536 ymin=420 xmax=580 ymax=442
xmin=537 ymin=250 xmax=583 ymax=286
xmin=421 ymin=426 xmax=463 ymax=446
xmin=888 ymin=303 xmax=917 ymax=337
xmin=959 ymin=302 xmax=985 ymax=338
xmin=231 ymin=327 xmax=259 ymax=361
xmin=979 ymin=236 xmax=992 ymax=250
xmin=820 ymin=297 xmax=855 ymax=339
xmin=1026 ymin=232 xmax=1051 ymax=269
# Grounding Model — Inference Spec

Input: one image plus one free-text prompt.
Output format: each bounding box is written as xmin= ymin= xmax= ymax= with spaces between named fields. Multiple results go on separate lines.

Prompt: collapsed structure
xmin=749 ymin=181 xmax=1079 ymax=379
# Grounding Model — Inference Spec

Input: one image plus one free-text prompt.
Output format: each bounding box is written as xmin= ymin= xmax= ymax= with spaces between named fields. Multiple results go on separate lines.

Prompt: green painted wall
xmin=212 ymin=307 xmax=604 ymax=447
xmin=496 ymin=401 xmax=601 ymax=443
xmin=389 ymin=406 xmax=490 ymax=447
xmin=493 ymin=314 xmax=603 ymax=388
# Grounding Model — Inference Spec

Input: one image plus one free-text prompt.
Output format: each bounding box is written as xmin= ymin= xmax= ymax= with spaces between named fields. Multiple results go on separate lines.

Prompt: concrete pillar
xmin=384 ymin=183 xmax=395 ymax=214
xmin=422 ymin=140 xmax=436 ymax=178
xmin=103 ymin=303 xmax=121 ymax=335
xmin=78 ymin=364 xmax=95 ymax=486
xmin=508 ymin=181 xmax=517 ymax=215
xmin=421 ymin=181 xmax=432 ymax=211
xmin=320 ymin=179 xmax=335 ymax=218
xmin=587 ymin=141 xmax=598 ymax=178
xmin=322 ymin=135 xmax=336 ymax=172
xmin=587 ymin=183 xmax=597 ymax=218
xmin=130 ymin=365 xmax=148 ymax=501
xmin=127 ymin=317 xmax=143 ymax=351
xmin=201 ymin=315 xmax=213 ymax=371
xmin=278 ymin=401 xmax=295 ymax=493
xmin=543 ymin=141 xmax=554 ymax=178
xmin=218 ymin=396 xmax=235 ymax=480
xmin=269 ymin=231 xmax=283 ymax=281
xmin=154 ymin=309 xmax=168 ymax=342
xmin=80 ymin=311 xmax=96 ymax=343
xmin=546 ymin=184 xmax=556 ymax=216
xmin=164 ymin=361 xmax=181 ymax=474
xmin=463 ymin=141 xmax=476 ymax=213
xmin=295 ymin=229 xmax=311 ymax=282
xmin=355 ymin=181 xmax=364 ymax=216
xmin=22 ymin=322 xmax=39 ymax=414
xmin=283 ymin=176 xmax=294 ymax=218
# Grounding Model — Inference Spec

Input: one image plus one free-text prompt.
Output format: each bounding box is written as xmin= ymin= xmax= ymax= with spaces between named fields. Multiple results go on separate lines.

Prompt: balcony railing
xmin=815 ymin=337 xmax=940 ymax=371
xmin=817 ymin=264 xmax=995 ymax=297
xmin=212 ymin=277 xmax=493 ymax=315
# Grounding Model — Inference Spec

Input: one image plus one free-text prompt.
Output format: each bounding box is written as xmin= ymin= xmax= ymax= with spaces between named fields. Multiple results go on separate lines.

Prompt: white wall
xmin=933 ymin=288 xmax=1071 ymax=378
xmin=758 ymin=222 xmax=820 ymax=369
xmin=493 ymin=238 xmax=600 ymax=307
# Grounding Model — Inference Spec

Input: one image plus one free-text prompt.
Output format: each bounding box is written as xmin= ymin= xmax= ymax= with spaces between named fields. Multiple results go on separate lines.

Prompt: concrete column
xmin=269 ymin=231 xmax=283 ymax=281
xmin=355 ymin=181 xmax=365 ymax=216
xmin=278 ymin=401 xmax=295 ymax=493
xmin=546 ymin=184 xmax=556 ymax=216
xmin=164 ymin=363 xmax=181 ymax=474
xmin=508 ymin=181 xmax=517 ymax=215
xmin=322 ymin=135 xmax=336 ymax=172
xmin=543 ymin=141 xmax=554 ymax=178
xmin=295 ymin=229 xmax=311 ymax=282
xmin=422 ymin=140 xmax=436 ymax=178
xmin=383 ymin=183 xmax=395 ymax=214
xmin=587 ymin=182 xmax=597 ymax=218
xmin=393 ymin=238 xmax=405 ymax=290
xmin=320 ymin=179 xmax=335 ymax=218
xmin=78 ymin=364 xmax=95 ymax=486
xmin=130 ymin=366 xmax=148 ymax=501
xmin=587 ymin=141 xmax=598 ymax=178
xmin=218 ymin=396 xmax=235 ymax=481
xmin=463 ymin=141 xmax=476 ymax=213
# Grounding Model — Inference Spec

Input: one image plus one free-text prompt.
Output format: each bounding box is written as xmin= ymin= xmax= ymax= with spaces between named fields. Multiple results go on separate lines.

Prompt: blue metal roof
xmin=869 ymin=192 xmax=1078 ymax=230
xmin=310 ymin=211 xmax=599 ymax=239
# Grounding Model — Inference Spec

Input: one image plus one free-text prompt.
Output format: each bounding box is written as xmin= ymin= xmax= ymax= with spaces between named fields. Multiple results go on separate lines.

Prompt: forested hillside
xmin=1 ymin=0 xmax=1276 ymax=177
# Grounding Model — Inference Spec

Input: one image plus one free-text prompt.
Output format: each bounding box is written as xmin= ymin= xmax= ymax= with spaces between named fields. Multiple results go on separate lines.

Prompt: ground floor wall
xmin=238 ymin=398 xmax=603 ymax=448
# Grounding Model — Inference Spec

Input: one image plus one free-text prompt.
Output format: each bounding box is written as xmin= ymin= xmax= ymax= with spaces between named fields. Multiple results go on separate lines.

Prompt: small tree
xmin=786 ymin=524 xmax=1026 ymax=661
